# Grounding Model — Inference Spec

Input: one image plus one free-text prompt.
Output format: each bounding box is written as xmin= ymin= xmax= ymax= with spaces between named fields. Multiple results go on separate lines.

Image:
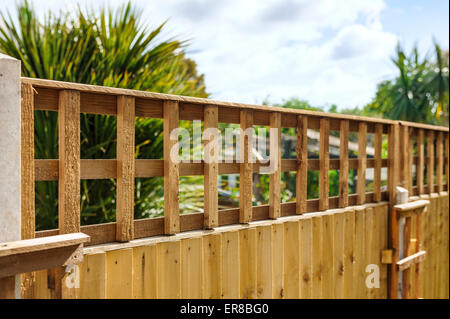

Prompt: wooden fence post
xmin=296 ymin=116 xmax=308 ymax=214
xmin=417 ymin=129 xmax=425 ymax=195
xmin=427 ymin=131 xmax=434 ymax=194
xmin=357 ymin=122 xmax=367 ymax=205
xmin=339 ymin=120 xmax=349 ymax=208
xmin=269 ymin=112 xmax=281 ymax=219
xmin=319 ymin=118 xmax=329 ymax=211
xmin=204 ymin=105 xmax=219 ymax=228
xmin=0 ymin=54 xmax=22 ymax=299
xmin=373 ymin=124 xmax=382 ymax=202
xmin=240 ymin=109 xmax=253 ymax=223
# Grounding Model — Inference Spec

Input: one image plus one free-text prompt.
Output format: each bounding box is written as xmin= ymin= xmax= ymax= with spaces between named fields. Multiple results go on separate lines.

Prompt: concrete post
xmin=0 ymin=53 xmax=22 ymax=298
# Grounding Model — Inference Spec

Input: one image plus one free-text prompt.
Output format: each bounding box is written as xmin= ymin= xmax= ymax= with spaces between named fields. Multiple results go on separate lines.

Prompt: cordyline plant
xmin=0 ymin=1 xmax=208 ymax=230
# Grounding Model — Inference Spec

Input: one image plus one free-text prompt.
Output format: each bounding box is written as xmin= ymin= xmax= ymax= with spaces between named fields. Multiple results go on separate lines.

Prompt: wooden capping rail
xmin=396 ymin=251 xmax=426 ymax=272
xmin=393 ymin=199 xmax=430 ymax=213
xmin=0 ymin=233 xmax=90 ymax=278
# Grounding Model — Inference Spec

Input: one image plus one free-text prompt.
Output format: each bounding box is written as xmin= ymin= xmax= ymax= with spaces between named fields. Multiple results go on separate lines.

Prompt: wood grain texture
xmin=357 ymin=123 xmax=367 ymax=205
xmin=311 ymin=216 xmax=323 ymax=298
xmin=239 ymin=109 xmax=253 ymax=223
xmin=106 ymin=249 xmax=133 ymax=298
xmin=239 ymin=228 xmax=257 ymax=299
xmin=58 ymin=90 xmax=80 ymax=234
xmin=203 ymin=234 xmax=222 ymax=298
xmin=283 ymin=221 xmax=300 ymax=298
xmin=204 ymin=105 xmax=219 ymax=228
xmin=299 ymin=218 xmax=312 ymax=298
xmin=388 ymin=124 xmax=400 ymax=205
xmin=180 ymin=238 xmax=202 ymax=298
xmin=221 ymin=230 xmax=240 ymax=298
xmin=417 ymin=129 xmax=425 ymax=195
xmin=78 ymin=253 xmax=106 ymax=299
xmin=296 ymin=116 xmax=308 ymax=214
xmin=269 ymin=112 xmax=281 ymax=219
xmin=157 ymin=241 xmax=181 ymax=298
xmin=373 ymin=124 xmax=383 ymax=202
xmin=343 ymin=209 xmax=355 ymax=298
xmin=164 ymin=100 xmax=180 ymax=234
xmin=272 ymin=223 xmax=284 ymax=299
xmin=319 ymin=119 xmax=330 ymax=211
xmin=339 ymin=120 xmax=349 ymax=208
xmin=116 ymin=95 xmax=135 ymax=242
xmin=427 ymin=131 xmax=435 ymax=194
xmin=256 ymin=225 xmax=272 ymax=298
xmin=436 ymin=132 xmax=443 ymax=192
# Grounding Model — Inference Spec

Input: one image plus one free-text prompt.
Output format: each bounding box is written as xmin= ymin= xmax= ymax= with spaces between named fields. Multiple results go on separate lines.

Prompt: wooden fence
xmin=14 ymin=77 xmax=450 ymax=299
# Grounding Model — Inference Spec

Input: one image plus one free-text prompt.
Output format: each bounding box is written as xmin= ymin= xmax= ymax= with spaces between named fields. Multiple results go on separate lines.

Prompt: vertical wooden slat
xmin=58 ymin=90 xmax=80 ymax=234
xmin=299 ymin=218 xmax=312 ymax=299
xmin=417 ymin=129 xmax=425 ymax=195
xmin=256 ymin=225 xmax=273 ymax=298
xmin=180 ymin=238 xmax=203 ymax=298
xmin=343 ymin=209 xmax=355 ymax=299
xmin=364 ymin=208 xmax=374 ymax=299
xmin=21 ymin=83 xmax=35 ymax=299
xmin=373 ymin=124 xmax=382 ymax=202
xmin=269 ymin=112 xmax=281 ymax=219
xmin=436 ymin=132 xmax=443 ymax=193
xmin=239 ymin=228 xmax=257 ymax=299
xmin=357 ymin=123 xmax=367 ymax=205
xmin=333 ymin=211 xmax=345 ymax=298
xmin=427 ymin=131 xmax=434 ymax=194
xmin=164 ymin=101 xmax=180 ymax=234
xmin=272 ymin=223 xmax=284 ymax=299
xmin=158 ymin=241 xmax=181 ymax=298
xmin=106 ymin=249 xmax=133 ymax=298
xmin=354 ymin=207 xmax=365 ymax=298
xmin=296 ymin=116 xmax=308 ymax=214
xmin=400 ymin=125 xmax=411 ymax=192
xmin=319 ymin=119 xmax=330 ymax=211
xmin=312 ymin=216 xmax=323 ymax=298
xmin=203 ymin=234 xmax=222 ymax=298
xmin=322 ymin=214 xmax=334 ymax=298
xmin=339 ymin=120 xmax=349 ymax=208
xmin=390 ymin=207 xmax=399 ymax=299
xmin=222 ymin=231 xmax=239 ymax=298
xmin=239 ymin=109 xmax=253 ymax=223
xmin=283 ymin=221 xmax=300 ymax=298
xmin=388 ymin=123 xmax=400 ymax=205
xmin=132 ymin=245 xmax=158 ymax=299
xmin=204 ymin=105 xmax=219 ymax=228
xmin=415 ymin=214 xmax=421 ymax=299
xmin=116 ymin=95 xmax=135 ymax=242
xmin=403 ymin=216 xmax=411 ymax=299
xmin=446 ymin=134 xmax=449 ymax=188
xmin=79 ymin=253 xmax=106 ymax=299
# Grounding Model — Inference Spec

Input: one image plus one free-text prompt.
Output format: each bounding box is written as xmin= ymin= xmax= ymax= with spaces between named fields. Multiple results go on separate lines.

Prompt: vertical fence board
xmin=272 ymin=223 xmax=284 ymax=299
xmin=116 ymin=96 xmax=135 ymax=242
xmin=378 ymin=205 xmax=389 ymax=299
xmin=79 ymin=253 xmax=106 ymax=299
xmin=181 ymin=238 xmax=203 ymax=299
xmin=354 ymin=207 xmax=365 ymax=298
xmin=33 ymin=270 xmax=50 ymax=299
xmin=106 ymin=249 xmax=133 ymax=299
xmin=312 ymin=216 xmax=323 ymax=298
xmin=446 ymin=135 xmax=449 ymax=188
xmin=401 ymin=126 xmax=411 ymax=192
xmin=365 ymin=208 xmax=376 ymax=299
xmin=388 ymin=124 xmax=400 ymax=205
xmin=239 ymin=228 xmax=257 ymax=298
xmin=132 ymin=245 xmax=158 ymax=299
xmin=296 ymin=116 xmax=308 ymax=214
xmin=256 ymin=225 xmax=273 ymax=298
xmin=58 ymin=90 xmax=80 ymax=234
xmin=322 ymin=214 xmax=334 ymax=298
xmin=164 ymin=101 xmax=180 ymax=234
xmin=319 ymin=119 xmax=330 ymax=211
xmin=333 ymin=211 xmax=345 ymax=298
xmin=283 ymin=221 xmax=300 ymax=298
xmin=299 ymin=218 xmax=312 ymax=299
xmin=427 ymin=131 xmax=435 ymax=194
xmin=339 ymin=120 xmax=349 ymax=208
xmin=240 ymin=110 xmax=253 ymax=223
xmin=221 ymin=231 xmax=240 ymax=299
xmin=373 ymin=124 xmax=382 ymax=202
xmin=204 ymin=105 xmax=219 ymax=228
xmin=269 ymin=112 xmax=281 ymax=219
xmin=343 ymin=209 xmax=355 ymax=298
xmin=436 ymin=132 xmax=443 ymax=192
xmin=357 ymin=123 xmax=367 ymax=205
xmin=417 ymin=129 xmax=425 ymax=194
xmin=157 ymin=241 xmax=181 ymax=298
xmin=203 ymin=234 xmax=222 ymax=298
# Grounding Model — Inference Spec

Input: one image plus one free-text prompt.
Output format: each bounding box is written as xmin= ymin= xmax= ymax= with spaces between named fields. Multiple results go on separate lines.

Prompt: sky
xmin=0 ymin=0 xmax=448 ymax=110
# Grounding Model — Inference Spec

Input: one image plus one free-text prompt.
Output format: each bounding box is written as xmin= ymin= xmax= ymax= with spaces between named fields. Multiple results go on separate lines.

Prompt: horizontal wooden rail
xmin=396 ymin=251 xmax=426 ymax=271
xmin=393 ymin=200 xmax=430 ymax=212
xmin=0 ymin=233 xmax=89 ymax=278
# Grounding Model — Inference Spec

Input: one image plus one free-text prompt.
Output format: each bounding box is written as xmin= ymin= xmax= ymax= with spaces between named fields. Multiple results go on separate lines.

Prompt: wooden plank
xmin=157 ymin=241 xmax=181 ymax=298
xmin=357 ymin=123 xmax=367 ymax=205
xmin=239 ymin=228 xmax=257 ymax=299
xmin=364 ymin=207 xmax=374 ymax=299
xmin=299 ymin=218 xmax=312 ymax=299
xmin=202 ymin=234 xmax=222 ymax=298
xmin=116 ymin=95 xmax=135 ymax=242
xmin=333 ymin=211 xmax=345 ymax=298
xmin=343 ymin=209 xmax=355 ymax=299
xmin=272 ymin=223 xmax=284 ymax=299
xmin=436 ymin=132 xmax=444 ymax=192
xmin=78 ymin=253 xmax=106 ymax=299
xmin=417 ymin=129 xmax=425 ymax=194
xmin=106 ymin=249 xmax=133 ymax=298
xmin=283 ymin=221 xmax=300 ymax=298
xmin=373 ymin=124 xmax=382 ymax=202
xmin=353 ymin=207 xmax=365 ymax=298
xmin=164 ymin=101 xmax=180 ymax=234
xmin=311 ymin=216 xmax=323 ymax=298
xmin=388 ymin=123 xmax=400 ymax=205
xmin=204 ymin=105 xmax=219 ymax=228
xmin=0 ymin=276 xmax=16 ymax=298
xmin=339 ymin=120 xmax=349 ymax=207
xmin=240 ymin=109 xmax=253 ymax=223
xmin=390 ymin=206 xmax=399 ymax=299
xmin=256 ymin=225 xmax=273 ymax=298
xmin=221 ymin=230 xmax=240 ymax=298
xmin=58 ymin=90 xmax=81 ymax=234
xmin=427 ymin=131 xmax=435 ymax=194
xmin=397 ymin=251 xmax=426 ymax=271
xmin=401 ymin=126 xmax=411 ymax=192
xmin=21 ymin=83 xmax=35 ymax=299
xmin=446 ymin=134 xmax=449 ymax=188
xmin=322 ymin=214 xmax=334 ymax=298
xmin=269 ymin=112 xmax=281 ymax=219
xmin=180 ymin=238 xmax=203 ymax=298
xmin=133 ymin=245 xmax=158 ymax=299
xmin=379 ymin=205 xmax=389 ymax=299
xmin=319 ymin=119 xmax=330 ymax=211
xmin=296 ymin=116 xmax=308 ymax=214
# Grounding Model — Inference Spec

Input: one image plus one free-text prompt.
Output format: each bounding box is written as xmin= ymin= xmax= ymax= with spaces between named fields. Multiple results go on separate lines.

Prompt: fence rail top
xmin=22 ymin=77 xmax=448 ymax=131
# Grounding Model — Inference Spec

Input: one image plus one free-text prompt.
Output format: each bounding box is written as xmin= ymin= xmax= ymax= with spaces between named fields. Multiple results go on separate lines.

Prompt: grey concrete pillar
xmin=0 ymin=53 xmax=22 ymax=298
